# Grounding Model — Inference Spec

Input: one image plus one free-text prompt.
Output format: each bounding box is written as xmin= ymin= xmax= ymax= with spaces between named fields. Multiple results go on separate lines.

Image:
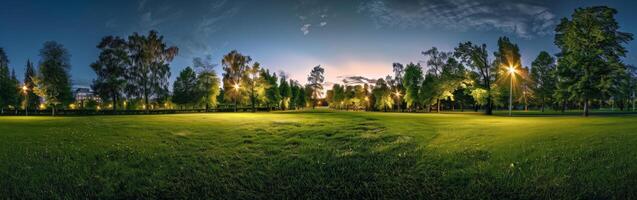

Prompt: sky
xmin=1 ymin=0 xmax=636 ymax=89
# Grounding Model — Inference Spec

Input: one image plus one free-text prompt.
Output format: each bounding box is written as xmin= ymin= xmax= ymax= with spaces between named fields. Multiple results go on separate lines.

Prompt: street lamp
xmin=507 ymin=65 xmax=516 ymax=116
xmin=394 ymin=90 xmax=401 ymax=112
xmin=21 ymin=85 xmax=28 ymax=116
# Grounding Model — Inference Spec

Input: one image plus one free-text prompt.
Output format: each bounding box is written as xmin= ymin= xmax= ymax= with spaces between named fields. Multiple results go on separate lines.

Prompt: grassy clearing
xmin=1 ymin=110 xmax=637 ymax=199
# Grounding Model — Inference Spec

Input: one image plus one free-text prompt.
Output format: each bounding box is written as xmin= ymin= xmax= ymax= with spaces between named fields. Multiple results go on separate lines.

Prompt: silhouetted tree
xmin=222 ymin=50 xmax=250 ymax=112
xmin=126 ymin=30 xmax=178 ymax=111
xmin=173 ymin=67 xmax=199 ymax=109
xmin=193 ymin=56 xmax=221 ymax=111
xmin=91 ymin=36 xmax=129 ymax=112
xmin=35 ymin=41 xmax=73 ymax=116
xmin=455 ymin=42 xmax=493 ymax=115
xmin=307 ymin=65 xmax=324 ymax=109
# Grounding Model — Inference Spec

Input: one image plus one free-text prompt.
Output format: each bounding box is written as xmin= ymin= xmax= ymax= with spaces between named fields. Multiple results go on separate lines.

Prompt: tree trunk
xmin=112 ymin=95 xmax=117 ymax=113
xmin=437 ymin=99 xmax=441 ymax=113
xmin=583 ymin=98 xmax=589 ymax=117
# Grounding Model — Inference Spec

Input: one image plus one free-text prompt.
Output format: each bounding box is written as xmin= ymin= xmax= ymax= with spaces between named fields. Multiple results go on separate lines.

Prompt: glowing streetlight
xmin=394 ymin=90 xmax=402 ymax=112
xmin=234 ymin=83 xmax=240 ymax=91
xmin=507 ymin=65 xmax=516 ymax=116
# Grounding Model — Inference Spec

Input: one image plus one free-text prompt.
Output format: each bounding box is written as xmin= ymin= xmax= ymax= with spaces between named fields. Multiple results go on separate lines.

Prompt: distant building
xmin=73 ymin=87 xmax=101 ymax=105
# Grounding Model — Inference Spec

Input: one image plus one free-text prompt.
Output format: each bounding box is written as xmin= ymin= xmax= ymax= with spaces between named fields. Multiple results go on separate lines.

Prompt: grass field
xmin=1 ymin=110 xmax=637 ymax=199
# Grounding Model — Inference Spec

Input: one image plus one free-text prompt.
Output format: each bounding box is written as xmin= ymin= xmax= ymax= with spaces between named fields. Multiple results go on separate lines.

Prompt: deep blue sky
xmin=1 ymin=0 xmax=636 ymax=88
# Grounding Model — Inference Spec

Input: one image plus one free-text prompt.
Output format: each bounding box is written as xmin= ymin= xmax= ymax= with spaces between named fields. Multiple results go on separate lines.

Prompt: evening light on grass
xmin=2 ymin=110 xmax=637 ymax=198
xmin=2 ymin=0 xmax=637 ymax=199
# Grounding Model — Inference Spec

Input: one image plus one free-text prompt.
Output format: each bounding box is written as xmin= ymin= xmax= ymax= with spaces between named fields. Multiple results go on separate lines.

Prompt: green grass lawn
xmin=2 ymin=110 xmax=637 ymax=199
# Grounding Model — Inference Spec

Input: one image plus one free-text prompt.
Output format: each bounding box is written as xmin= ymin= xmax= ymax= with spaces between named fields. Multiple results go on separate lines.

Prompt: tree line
xmin=325 ymin=6 xmax=635 ymax=117
xmin=0 ymin=6 xmax=634 ymax=117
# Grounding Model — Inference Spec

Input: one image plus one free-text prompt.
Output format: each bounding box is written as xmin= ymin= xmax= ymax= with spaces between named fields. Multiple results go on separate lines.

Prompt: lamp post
xmin=22 ymin=85 xmax=28 ymax=116
xmin=507 ymin=66 xmax=516 ymax=116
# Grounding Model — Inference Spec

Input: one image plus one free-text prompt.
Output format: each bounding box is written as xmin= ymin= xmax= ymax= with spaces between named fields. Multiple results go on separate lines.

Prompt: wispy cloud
xmin=339 ymin=75 xmax=377 ymax=85
xmin=301 ymin=24 xmax=311 ymax=35
xmin=358 ymin=0 xmax=558 ymax=38
xmin=296 ymin=0 xmax=330 ymax=35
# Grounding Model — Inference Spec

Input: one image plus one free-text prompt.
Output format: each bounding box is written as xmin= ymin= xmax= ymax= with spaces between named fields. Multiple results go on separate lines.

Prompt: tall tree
xmin=262 ymin=70 xmax=280 ymax=111
xmin=126 ymin=30 xmax=179 ymax=111
xmin=493 ymin=36 xmax=522 ymax=113
xmin=91 ymin=36 xmax=129 ymax=112
xmin=244 ymin=62 xmax=264 ymax=112
xmin=530 ymin=51 xmax=557 ymax=112
xmin=222 ymin=50 xmax=250 ymax=112
xmin=554 ymin=6 xmax=633 ymax=116
xmin=279 ymin=74 xmax=292 ymax=110
xmin=172 ymin=67 xmax=199 ymax=108
xmin=307 ymin=65 xmax=325 ymax=109
xmin=372 ymin=78 xmax=393 ymax=112
xmin=402 ymin=62 xmax=423 ymax=110
xmin=455 ymin=42 xmax=494 ymax=115
xmin=0 ymin=47 xmax=12 ymax=114
xmin=23 ymin=60 xmax=39 ymax=112
xmin=10 ymin=69 xmax=21 ymax=114
xmin=193 ymin=56 xmax=221 ymax=112
xmin=36 ymin=41 xmax=73 ymax=116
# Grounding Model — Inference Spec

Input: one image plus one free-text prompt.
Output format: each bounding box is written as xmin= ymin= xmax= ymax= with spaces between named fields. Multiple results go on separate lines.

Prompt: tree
xmin=222 ymin=50 xmax=250 ymax=112
xmin=244 ymin=62 xmax=264 ymax=112
xmin=554 ymin=6 xmax=633 ymax=116
xmin=262 ymin=69 xmax=280 ymax=111
xmin=193 ymin=56 xmax=221 ymax=112
xmin=402 ymin=62 xmax=423 ymax=110
xmin=23 ymin=60 xmax=39 ymax=112
xmin=307 ymin=65 xmax=325 ymax=109
xmin=372 ymin=78 xmax=393 ymax=111
xmin=530 ymin=51 xmax=557 ymax=112
xmin=0 ymin=47 xmax=13 ymax=114
xmin=36 ymin=41 xmax=73 ymax=116
xmin=172 ymin=67 xmax=199 ymax=108
xmin=493 ymin=36 xmax=522 ymax=114
xmin=91 ymin=36 xmax=129 ymax=112
xmin=279 ymin=75 xmax=292 ymax=110
xmin=126 ymin=30 xmax=179 ymax=111
xmin=455 ymin=42 xmax=494 ymax=115
xmin=291 ymin=81 xmax=306 ymax=109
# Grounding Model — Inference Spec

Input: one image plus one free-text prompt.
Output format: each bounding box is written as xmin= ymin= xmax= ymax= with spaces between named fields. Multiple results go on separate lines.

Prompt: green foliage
xmin=0 ymin=48 xmax=20 ymax=113
xmin=172 ymin=67 xmax=199 ymax=107
xmin=23 ymin=60 xmax=39 ymax=109
xmin=262 ymin=69 xmax=281 ymax=110
xmin=555 ymin=6 xmax=633 ymax=116
xmin=91 ymin=36 xmax=129 ymax=111
xmin=193 ymin=56 xmax=221 ymax=110
xmin=279 ymin=75 xmax=292 ymax=110
xmin=530 ymin=51 xmax=557 ymax=111
xmin=372 ymin=78 xmax=393 ymax=111
xmin=222 ymin=50 xmax=250 ymax=109
xmin=455 ymin=42 xmax=493 ymax=115
xmin=126 ymin=30 xmax=179 ymax=110
xmin=402 ymin=62 xmax=423 ymax=109
xmin=36 ymin=41 xmax=74 ymax=115
xmin=307 ymin=65 xmax=325 ymax=108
